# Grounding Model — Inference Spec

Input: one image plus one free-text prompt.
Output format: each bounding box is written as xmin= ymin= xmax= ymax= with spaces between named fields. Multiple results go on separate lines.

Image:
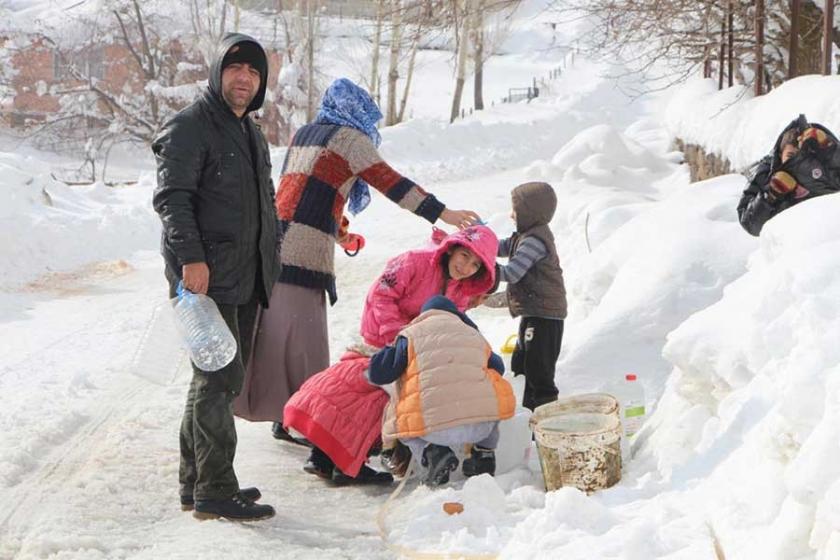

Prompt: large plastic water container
xmin=172 ymin=284 xmax=237 ymax=372
xmin=130 ymin=299 xmax=189 ymax=385
xmin=494 ymin=373 xmax=532 ymax=474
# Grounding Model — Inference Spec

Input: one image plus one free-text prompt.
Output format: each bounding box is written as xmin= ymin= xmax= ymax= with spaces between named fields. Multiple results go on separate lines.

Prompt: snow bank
xmin=0 ymin=150 xmax=158 ymax=288
xmin=664 ymin=75 xmax=840 ymax=170
xmin=636 ymin=195 xmax=840 ymax=558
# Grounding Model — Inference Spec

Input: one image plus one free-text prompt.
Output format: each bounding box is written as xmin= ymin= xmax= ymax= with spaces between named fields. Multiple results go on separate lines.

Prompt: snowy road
xmin=0 ymin=252 xmax=401 ymax=559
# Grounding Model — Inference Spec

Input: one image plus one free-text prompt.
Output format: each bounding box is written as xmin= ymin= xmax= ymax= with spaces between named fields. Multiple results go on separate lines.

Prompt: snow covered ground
xmin=4 ymin=1 xmax=840 ymax=559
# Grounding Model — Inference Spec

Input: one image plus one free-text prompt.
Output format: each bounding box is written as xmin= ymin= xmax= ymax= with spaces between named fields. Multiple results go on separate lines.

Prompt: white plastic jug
xmin=130 ymin=300 xmax=189 ymax=385
xmin=494 ymin=372 xmax=532 ymax=474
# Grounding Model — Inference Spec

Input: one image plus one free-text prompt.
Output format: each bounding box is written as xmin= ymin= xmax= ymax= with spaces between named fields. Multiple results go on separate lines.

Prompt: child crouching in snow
xmin=369 ymin=295 xmax=515 ymax=487
xmin=282 ymin=226 xmax=499 ymax=484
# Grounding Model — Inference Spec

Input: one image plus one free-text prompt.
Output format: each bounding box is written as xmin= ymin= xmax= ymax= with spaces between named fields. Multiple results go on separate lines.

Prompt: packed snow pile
xmin=664 ymin=74 xmax=840 ymax=171
xmin=640 ymin=194 xmax=840 ymax=559
xmin=0 ymin=150 xmax=158 ymax=289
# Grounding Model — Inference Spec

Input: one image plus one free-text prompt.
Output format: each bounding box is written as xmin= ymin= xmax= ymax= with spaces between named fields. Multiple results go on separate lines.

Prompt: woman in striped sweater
xmin=234 ymin=78 xmax=479 ymax=437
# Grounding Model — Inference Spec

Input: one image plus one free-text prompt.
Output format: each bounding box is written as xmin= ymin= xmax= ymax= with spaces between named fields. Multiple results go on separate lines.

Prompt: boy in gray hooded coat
xmin=496 ymin=182 xmax=567 ymax=411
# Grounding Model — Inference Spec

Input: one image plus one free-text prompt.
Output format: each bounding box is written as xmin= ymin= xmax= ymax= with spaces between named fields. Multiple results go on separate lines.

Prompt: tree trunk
xmin=450 ymin=0 xmax=469 ymax=123
xmin=386 ymin=0 xmax=402 ymax=126
xmin=755 ymin=0 xmax=765 ymax=95
xmin=727 ymin=1 xmax=734 ymax=87
xmin=397 ymin=30 xmax=420 ymax=123
xmin=824 ymin=0 xmax=835 ymax=74
xmin=718 ymin=16 xmax=725 ymax=90
xmin=473 ymin=0 xmax=485 ymax=111
xmin=306 ymin=0 xmax=315 ymax=122
xmin=370 ymin=0 xmax=384 ymax=105
xmin=790 ymin=0 xmax=800 ymax=78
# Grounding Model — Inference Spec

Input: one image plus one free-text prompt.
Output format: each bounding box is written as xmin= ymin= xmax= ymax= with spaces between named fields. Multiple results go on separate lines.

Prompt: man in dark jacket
xmin=738 ymin=114 xmax=840 ymax=236
xmin=152 ymin=33 xmax=277 ymax=521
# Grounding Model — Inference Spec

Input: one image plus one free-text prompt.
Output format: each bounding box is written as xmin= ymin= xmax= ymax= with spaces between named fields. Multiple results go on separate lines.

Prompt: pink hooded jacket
xmin=360 ymin=225 xmax=499 ymax=348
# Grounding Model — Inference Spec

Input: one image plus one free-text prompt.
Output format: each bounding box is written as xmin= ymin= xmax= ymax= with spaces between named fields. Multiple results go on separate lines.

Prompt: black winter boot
xmin=332 ymin=465 xmax=394 ymax=486
xmin=381 ymin=441 xmax=412 ymax=477
xmin=181 ymin=486 xmax=261 ymax=512
xmin=421 ymin=444 xmax=459 ymax=487
xmin=303 ymin=447 xmax=335 ymax=479
xmin=462 ymin=446 xmax=496 ymax=477
xmin=272 ymin=422 xmax=312 ymax=447
xmin=193 ymin=492 xmax=275 ymax=521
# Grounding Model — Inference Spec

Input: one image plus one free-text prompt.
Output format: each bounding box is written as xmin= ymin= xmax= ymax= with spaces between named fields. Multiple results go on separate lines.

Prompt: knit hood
xmin=207 ymin=32 xmax=268 ymax=115
xmin=432 ymin=225 xmax=498 ymax=295
xmin=512 ymin=181 xmax=557 ymax=232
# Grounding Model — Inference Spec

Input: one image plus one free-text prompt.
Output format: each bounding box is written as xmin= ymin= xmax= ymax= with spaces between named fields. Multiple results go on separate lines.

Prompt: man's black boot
xmin=193 ymin=492 xmax=275 ymax=521
xmin=181 ymin=486 xmax=261 ymax=512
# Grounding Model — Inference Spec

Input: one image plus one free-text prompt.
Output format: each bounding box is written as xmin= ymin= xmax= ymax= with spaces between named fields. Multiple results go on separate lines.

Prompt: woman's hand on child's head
xmin=440 ymin=208 xmax=481 ymax=230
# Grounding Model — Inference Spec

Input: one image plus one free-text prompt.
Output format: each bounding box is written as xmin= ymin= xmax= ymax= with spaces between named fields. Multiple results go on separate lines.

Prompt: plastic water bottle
xmin=621 ymin=373 xmax=646 ymax=438
xmin=172 ymin=282 xmax=237 ymax=372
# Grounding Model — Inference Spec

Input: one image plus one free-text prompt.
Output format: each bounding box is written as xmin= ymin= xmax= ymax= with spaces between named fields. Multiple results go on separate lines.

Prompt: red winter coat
xmin=283 ymin=351 xmax=388 ymax=477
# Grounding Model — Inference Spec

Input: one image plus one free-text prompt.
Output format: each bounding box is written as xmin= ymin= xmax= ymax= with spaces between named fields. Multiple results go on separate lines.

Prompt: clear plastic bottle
xmin=621 ymin=373 xmax=646 ymax=438
xmin=172 ymin=283 xmax=237 ymax=372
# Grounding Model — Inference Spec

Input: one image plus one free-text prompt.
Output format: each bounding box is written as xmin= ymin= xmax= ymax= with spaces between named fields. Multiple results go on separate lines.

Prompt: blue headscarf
xmin=315 ymin=78 xmax=383 ymax=216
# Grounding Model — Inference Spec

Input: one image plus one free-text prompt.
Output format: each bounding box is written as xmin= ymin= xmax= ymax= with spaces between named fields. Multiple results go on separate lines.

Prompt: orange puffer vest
xmin=381 ymin=309 xmax=515 ymax=445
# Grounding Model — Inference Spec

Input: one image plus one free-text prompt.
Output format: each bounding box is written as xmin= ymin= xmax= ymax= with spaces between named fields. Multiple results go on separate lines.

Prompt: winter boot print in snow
xmin=193 ymin=492 xmax=275 ymax=521
xmin=462 ymin=446 xmax=496 ymax=477
xmin=181 ymin=486 xmax=261 ymax=512
xmin=421 ymin=444 xmax=459 ymax=487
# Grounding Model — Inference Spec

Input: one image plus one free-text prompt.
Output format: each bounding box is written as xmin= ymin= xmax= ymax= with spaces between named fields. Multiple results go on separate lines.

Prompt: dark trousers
xmin=179 ymin=297 xmax=259 ymax=500
xmin=511 ymin=317 xmax=563 ymax=411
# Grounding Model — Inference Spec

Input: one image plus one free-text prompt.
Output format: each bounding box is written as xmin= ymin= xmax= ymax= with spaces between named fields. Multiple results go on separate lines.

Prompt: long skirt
xmin=233 ymin=282 xmax=329 ymax=423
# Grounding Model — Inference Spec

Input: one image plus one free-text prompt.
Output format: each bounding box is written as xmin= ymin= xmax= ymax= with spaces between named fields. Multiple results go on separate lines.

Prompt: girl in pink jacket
xmin=361 ymin=225 xmax=499 ymax=348
xmin=283 ymin=225 xmax=499 ymax=484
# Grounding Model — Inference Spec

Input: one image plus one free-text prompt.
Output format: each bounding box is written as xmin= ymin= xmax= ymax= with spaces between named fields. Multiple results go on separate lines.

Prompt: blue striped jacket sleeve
xmin=497 ymin=235 xmax=547 ymax=284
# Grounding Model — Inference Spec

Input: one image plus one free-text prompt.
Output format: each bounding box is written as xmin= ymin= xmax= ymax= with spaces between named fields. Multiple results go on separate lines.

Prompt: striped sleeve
xmin=497 ymin=236 xmax=547 ymax=284
xmin=341 ymin=130 xmax=444 ymax=223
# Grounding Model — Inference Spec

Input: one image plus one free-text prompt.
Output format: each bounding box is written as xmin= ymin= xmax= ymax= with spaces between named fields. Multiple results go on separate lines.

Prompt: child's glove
xmin=799 ymin=127 xmax=833 ymax=151
xmin=340 ymin=233 xmax=365 ymax=256
xmin=337 ymin=215 xmax=365 ymax=256
xmin=768 ymin=171 xmax=799 ymax=201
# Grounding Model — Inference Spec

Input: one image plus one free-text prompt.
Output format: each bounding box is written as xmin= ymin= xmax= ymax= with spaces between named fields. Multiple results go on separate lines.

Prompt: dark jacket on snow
xmin=152 ymin=33 xmax=277 ymax=306
xmin=737 ymin=115 xmax=840 ymax=236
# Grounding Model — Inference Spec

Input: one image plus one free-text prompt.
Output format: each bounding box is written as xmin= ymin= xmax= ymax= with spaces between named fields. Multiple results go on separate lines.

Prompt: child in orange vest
xmin=368 ymin=295 xmax=515 ymax=487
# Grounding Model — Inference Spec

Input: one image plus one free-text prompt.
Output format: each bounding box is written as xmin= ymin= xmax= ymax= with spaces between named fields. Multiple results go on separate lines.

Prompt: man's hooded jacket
xmin=152 ymin=33 xmax=277 ymax=306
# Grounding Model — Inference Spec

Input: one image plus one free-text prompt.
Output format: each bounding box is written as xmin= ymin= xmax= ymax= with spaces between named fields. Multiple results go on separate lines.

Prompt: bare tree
xmin=450 ymin=0 xmax=469 ymax=123
xmin=189 ymin=0 xmax=228 ymax=67
xmin=385 ymin=0 xmax=403 ymax=125
xmin=369 ymin=0 xmax=385 ymax=105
